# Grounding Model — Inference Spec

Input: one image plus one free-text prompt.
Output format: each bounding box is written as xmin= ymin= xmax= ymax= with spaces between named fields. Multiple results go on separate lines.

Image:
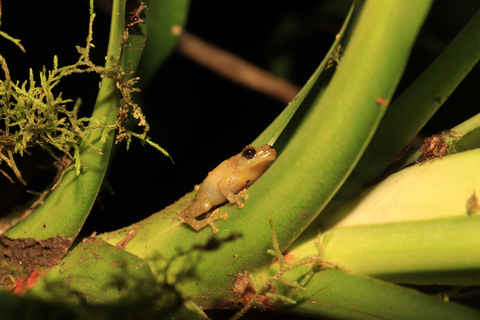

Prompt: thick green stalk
xmin=334 ymin=6 xmax=480 ymax=198
xmin=323 ymin=216 xmax=480 ymax=285
xmin=261 ymin=268 xmax=480 ymax=319
xmin=448 ymin=112 xmax=480 ymax=152
xmin=290 ymin=149 xmax=480 ymax=285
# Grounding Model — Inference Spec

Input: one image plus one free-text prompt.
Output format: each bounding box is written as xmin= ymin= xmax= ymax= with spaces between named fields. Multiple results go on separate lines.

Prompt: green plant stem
xmin=290 ymin=149 xmax=480 ymax=285
xmin=265 ymin=268 xmax=480 ymax=320
xmin=336 ymin=6 xmax=480 ymax=198
xmin=401 ymin=111 xmax=480 ymax=168
xmin=0 ymin=31 xmax=25 ymax=53
xmin=322 ymin=216 xmax=480 ymax=285
xmin=449 ymin=112 xmax=480 ymax=151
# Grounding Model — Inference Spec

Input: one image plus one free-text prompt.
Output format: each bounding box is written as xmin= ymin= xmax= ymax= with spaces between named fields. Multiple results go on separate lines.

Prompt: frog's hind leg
xmin=183 ymin=209 xmax=228 ymax=234
xmin=206 ymin=209 xmax=228 ymax=234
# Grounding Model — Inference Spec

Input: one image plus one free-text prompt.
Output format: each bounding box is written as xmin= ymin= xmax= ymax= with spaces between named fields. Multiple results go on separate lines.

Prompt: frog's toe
xmin=234 ymin=189 xmax=249 ymax=208
xmin=208 ymin=222 xmax=219 ymax=234
xmin=206 ymin=210 xmax=228 ymax=234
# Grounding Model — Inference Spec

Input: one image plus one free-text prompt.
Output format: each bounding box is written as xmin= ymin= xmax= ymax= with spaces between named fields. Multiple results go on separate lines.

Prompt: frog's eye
xmin=242 ymin=146 xmax=256 ymax=159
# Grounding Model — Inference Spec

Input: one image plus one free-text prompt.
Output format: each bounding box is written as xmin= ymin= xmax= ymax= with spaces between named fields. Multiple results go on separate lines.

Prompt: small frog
xmin=179 ymin=144 xmax=276 ymax=233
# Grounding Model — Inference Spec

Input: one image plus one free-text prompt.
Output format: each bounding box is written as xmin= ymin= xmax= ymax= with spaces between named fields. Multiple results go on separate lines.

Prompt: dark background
xmin=0 ymin=0 xmax=479 ymax=236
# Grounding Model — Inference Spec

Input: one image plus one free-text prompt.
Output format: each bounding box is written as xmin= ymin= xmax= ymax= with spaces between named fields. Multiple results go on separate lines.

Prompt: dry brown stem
xmin=177 ymin=32 xmax=300 ymax=104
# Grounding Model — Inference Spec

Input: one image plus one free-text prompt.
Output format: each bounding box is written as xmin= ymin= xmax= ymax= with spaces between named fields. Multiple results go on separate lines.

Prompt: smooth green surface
xmin=324 ymin=217 xmax=480 ymax=285
xmin=334 ymin=6 xmax=480 ymax=197
xmin=453 ymin=112 xmax=480 ymax=152
xmin=279 ymin=268 xmax=480 ymax=319
xmin=289 ymin=149 xmax=480 ymax=285
xmin=322 ymin=148 xmax=480 ymax=228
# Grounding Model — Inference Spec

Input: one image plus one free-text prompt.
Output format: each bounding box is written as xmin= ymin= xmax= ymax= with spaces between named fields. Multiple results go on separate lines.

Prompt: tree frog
xmin=179 ymin=144 xmax=276 ymax=234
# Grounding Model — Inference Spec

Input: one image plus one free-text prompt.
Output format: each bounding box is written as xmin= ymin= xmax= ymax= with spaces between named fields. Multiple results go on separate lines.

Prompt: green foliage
xmin=2 ymin=0 xmax=480 ymax=319
xmin=0 ymin=0 xmax=167 ymax=186
xmin=0 ymin=9 xmax=101 ymax=183
xmin=91 ymin=1 xmax=480 ymax=318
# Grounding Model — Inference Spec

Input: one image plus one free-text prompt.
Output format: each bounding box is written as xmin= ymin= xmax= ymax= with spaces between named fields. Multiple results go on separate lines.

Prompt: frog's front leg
xmin=181 ymin=209 xmax=228 ymax=234
xmin=217 ymin=181 xmax=248 ymax=208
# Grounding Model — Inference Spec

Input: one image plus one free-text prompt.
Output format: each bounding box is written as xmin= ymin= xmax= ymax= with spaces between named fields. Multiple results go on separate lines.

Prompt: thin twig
xmin=177 ymin=31 xmax=300 ymax=104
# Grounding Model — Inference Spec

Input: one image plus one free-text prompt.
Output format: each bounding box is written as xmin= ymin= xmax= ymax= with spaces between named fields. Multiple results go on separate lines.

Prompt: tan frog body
xmin=179 ymin=144 xmax=276 ymax=233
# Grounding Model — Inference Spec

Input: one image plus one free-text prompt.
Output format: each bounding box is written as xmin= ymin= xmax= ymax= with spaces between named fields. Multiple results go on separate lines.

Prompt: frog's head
xmin=236 ymin=144 xmax=276 ymax=184
xmin=242 ymin=144 xmax=276 ymax=163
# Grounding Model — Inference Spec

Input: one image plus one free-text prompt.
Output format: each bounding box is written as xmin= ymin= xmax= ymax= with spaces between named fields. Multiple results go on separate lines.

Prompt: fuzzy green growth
xmin=0 ymin=6 xmax=103 ymax=184
xmin=0 ymin=0 xmax=167 ymax=185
